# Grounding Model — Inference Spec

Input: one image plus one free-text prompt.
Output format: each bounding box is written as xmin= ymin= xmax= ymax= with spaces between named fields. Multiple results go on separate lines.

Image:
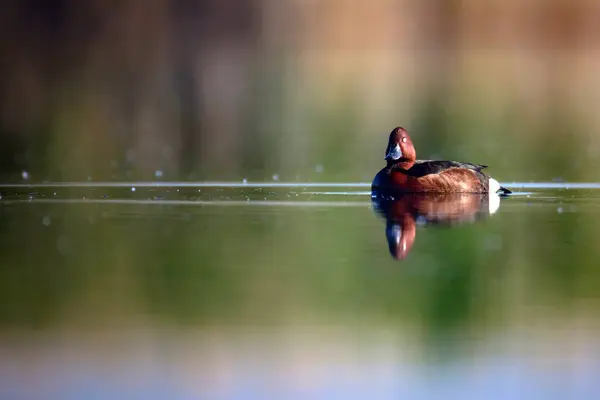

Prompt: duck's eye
xmin=402 ymin=137 xmax=407 ymax=143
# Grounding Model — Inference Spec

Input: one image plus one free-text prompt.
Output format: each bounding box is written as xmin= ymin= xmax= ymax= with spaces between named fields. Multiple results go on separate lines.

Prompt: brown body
xmin=388 ymin=167 xmax=487 ymax=193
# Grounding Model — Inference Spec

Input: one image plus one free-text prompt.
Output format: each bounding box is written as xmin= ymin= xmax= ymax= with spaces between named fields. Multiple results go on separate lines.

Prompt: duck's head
xmin=385 ymin=127 xmax=416 ymax=166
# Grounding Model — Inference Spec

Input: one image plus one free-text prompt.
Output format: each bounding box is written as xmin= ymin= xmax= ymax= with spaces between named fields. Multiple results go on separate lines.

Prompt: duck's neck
xmin=388 ymin=159 xmax=415 ymax=170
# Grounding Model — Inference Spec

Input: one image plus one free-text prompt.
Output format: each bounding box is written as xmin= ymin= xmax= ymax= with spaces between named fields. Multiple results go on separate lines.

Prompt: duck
xmin=372 ymin=127 xmax=511 ymax=194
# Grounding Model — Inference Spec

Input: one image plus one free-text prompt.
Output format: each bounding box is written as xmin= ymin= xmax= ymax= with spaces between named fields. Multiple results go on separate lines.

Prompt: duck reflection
xmin=372 ymin=192 xmax=501 ymax=260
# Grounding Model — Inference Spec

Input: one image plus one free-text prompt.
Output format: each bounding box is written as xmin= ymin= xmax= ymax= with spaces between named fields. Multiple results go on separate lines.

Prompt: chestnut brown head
xmin=384 ymin=127 xmax=416 ymax=164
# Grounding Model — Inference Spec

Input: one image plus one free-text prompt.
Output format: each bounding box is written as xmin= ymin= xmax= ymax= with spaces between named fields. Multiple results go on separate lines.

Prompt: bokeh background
xmin=2 ymin=0 xmax=600 ymax=183
xmin=2 ymin=1 xmax=600 ymax=399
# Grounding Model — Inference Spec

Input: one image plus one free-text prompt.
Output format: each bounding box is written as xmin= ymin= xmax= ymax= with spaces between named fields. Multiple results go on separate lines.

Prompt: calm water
xmin=1 ymin=182 xmax=600 ymax=399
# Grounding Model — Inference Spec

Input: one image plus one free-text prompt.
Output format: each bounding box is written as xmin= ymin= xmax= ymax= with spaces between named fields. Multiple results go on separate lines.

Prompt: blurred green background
xmin=2 ymin=0 xmax=600 ymax=183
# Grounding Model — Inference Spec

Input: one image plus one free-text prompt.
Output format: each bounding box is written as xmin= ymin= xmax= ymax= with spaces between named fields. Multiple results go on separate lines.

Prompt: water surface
xmin=1 ymin=182 xmax=599 ymax=399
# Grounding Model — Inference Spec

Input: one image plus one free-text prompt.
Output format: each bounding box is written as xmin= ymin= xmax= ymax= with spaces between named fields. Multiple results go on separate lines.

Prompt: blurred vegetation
xmin=1 ymin=1 xmax=600 ymax=183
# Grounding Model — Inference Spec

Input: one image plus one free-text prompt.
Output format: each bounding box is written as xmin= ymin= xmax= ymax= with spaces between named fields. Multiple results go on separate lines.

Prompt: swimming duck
xmin=372 ymin=127 xmax=511 ymax=194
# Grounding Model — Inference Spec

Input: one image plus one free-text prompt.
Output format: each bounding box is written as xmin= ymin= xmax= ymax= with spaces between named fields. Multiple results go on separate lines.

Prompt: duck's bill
xmin=385 ymin=143 xmax=402 ymax=160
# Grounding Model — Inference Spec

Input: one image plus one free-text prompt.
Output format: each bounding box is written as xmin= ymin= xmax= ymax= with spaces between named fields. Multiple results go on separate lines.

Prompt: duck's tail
xmin=498 ymin=186 xmax=512 ymax=196
xmin=489 ymin=178 xmax=512 ymax=196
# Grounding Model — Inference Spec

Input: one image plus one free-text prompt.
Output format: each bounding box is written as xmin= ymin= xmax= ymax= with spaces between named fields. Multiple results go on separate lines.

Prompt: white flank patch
xmin=489 ymin=178 xmax=501 ymax=194
xmin=488 ymin=178 xmax=501 ymax=214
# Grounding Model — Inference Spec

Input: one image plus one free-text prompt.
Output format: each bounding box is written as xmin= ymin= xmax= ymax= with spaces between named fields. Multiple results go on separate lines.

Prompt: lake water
xmin=1 ymin=182 xmax=600 ymax=399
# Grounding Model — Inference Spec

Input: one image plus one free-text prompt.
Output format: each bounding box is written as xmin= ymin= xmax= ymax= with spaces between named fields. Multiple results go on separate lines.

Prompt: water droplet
xmin=21 ymin=171 xmax=29 ymax=180
xmin=272 ymin=174 xmax=279 ymax=181
xmin=131 ymin=187 xmax=136 ymax=192
xmin=155 ymin=170 xmax=163 ymax=178
xmin=42 ymin=216 xmax=51 ymax=226
xmin=315 ymin=164 xmax=324 ymax=173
